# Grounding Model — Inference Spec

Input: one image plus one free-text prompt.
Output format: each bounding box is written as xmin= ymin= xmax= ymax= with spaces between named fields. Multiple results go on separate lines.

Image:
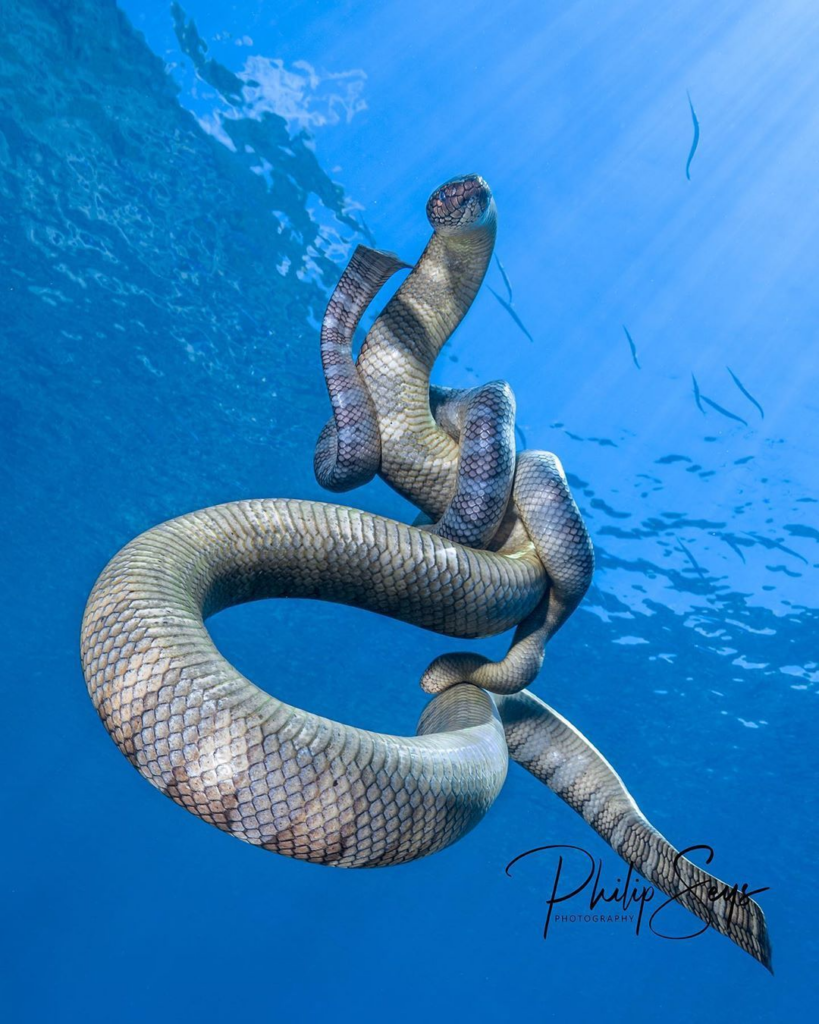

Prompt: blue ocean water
xmin=2 ymin=0 xmax=816 ymax=1019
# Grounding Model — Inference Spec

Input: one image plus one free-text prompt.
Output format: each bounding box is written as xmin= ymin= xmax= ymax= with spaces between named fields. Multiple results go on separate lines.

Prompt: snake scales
xmin=81 ymin=174 xmax=771 ymax=969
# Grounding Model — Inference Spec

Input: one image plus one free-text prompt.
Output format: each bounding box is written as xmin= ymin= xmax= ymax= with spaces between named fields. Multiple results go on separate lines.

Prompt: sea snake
xmin=80 ymin=174 xmax=771 ymax=969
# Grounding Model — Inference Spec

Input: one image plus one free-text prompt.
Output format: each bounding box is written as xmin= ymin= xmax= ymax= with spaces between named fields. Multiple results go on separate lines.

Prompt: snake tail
xmin=498 ymin=690 xmax=773 ymax=971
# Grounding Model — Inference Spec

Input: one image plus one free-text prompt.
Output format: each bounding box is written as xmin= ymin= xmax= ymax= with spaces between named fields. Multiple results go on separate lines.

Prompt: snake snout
xmin=426 ymin=174 xmax=493 ymax=234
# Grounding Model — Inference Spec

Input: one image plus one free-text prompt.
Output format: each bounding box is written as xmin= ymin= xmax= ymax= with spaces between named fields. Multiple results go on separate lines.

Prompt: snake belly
xmin=80 ymin=174 xmax=771 ymax=969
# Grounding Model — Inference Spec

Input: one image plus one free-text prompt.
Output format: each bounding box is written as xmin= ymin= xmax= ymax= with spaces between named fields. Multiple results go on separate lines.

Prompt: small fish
xmin=726 ymin=367 xmax=765 ymax=419
xmin=700 ymin=395 xmax=748 ymax=427
xmin=748 ymin=532 xmax=808 ymax=565
xmin=622 ymin=325 xmax=640 ymax=368
xmin=515 ymin=424 xmax=528 ymax=449
xmin=685 ymin=90 xmax=700 ymax=181
xmin=494 ymin=254 xmax=514 ymax=303
xmin=691 ymin=374 xmax=706 ymax=414
xmin=720 ymin=535 xmax=747 ymax=563
xmin=487 ymin=286 xmax=535 ymax=344
xmin=676 ymin=536 xmax=707 ymax=580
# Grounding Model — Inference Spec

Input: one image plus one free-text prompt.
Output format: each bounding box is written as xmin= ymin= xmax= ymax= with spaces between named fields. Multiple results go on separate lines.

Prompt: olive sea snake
xmin=81 ymin=174 xmax=770 ymax=969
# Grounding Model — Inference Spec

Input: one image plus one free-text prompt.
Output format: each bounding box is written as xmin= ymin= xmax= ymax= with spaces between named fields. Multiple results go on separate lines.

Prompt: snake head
xmin=426 ymin=174 xmax=494 ymax=234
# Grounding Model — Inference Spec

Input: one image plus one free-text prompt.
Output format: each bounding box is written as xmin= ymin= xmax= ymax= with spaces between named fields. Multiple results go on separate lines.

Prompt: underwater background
xmin=2 ymin=1 xmax=817 ymax=1019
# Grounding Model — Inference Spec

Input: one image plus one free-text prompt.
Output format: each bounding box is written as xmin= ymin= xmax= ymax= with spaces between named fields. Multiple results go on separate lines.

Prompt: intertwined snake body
xmin=80 ymin=175 xmax=771 ymax=968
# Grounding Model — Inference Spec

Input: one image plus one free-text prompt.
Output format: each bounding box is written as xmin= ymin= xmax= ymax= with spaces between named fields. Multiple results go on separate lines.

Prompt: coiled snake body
xmin=81 ymin=175 xmax=770 ymax=968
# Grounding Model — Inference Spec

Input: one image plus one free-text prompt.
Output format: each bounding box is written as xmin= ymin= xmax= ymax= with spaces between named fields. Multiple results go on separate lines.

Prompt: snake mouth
xmin=426 ymin=174 xmax=493 ymax=233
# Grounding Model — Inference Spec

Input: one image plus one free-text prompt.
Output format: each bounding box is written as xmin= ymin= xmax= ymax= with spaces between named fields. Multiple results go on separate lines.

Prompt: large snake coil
xmin=81 ymin=174 xmax=771 ymax=970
